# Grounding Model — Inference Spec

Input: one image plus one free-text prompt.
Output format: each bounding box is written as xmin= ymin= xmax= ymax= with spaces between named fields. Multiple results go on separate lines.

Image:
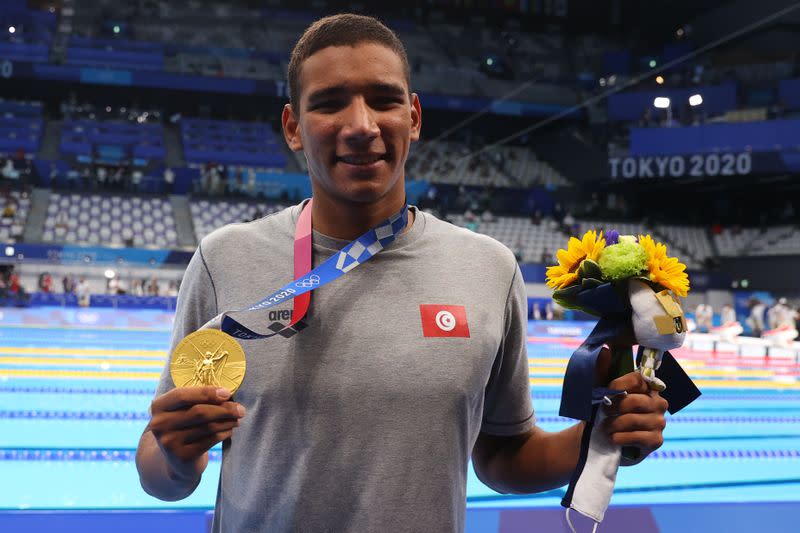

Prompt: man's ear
xmin=282 ymin=103 xmax=303 ymax=151
xmin=410 ymin=93 xmax=422 ymax=142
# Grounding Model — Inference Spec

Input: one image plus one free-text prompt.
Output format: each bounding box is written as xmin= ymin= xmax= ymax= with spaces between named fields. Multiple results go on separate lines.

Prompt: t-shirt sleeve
xmin=154 ymin=243 xmax=218 ymax=397
xmin=480 ymin=264 xmax=535 ymax=436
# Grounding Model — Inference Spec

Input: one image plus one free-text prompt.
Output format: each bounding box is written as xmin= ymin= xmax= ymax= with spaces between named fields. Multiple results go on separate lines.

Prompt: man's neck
xmin=310 ymin=194 xmax=412 ymax=241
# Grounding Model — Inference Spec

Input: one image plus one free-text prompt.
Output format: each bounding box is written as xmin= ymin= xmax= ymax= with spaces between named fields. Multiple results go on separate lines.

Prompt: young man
xmin=136 ymin=14 xmax=668 ymax=532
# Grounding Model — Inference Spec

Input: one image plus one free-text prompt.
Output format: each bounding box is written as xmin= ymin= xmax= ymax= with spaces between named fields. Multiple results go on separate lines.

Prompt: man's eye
xmin=373 ymin=97 xmax=403 ymax=107
xmin=310 ymin=101 xmax=342 ymax=111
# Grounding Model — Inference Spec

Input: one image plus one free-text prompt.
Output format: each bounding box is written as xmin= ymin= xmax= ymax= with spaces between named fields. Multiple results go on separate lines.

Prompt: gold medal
xmin=170 ymin=329 xmax=246 ymax=394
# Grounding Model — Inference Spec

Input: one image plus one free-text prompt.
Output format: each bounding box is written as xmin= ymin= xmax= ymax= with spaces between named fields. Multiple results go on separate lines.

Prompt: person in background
xmin=747 ymin=299 xmax=766 ymax=337
xmin=1 ymin=196 xmax=16 ymax=219
xmin=131 ymin=169 xmax=143 ymax=193
xmin=775 ymin=298 xmax=795 ymax=329
xmin=61 ymin=274 xmax=75 ymax=294
xmin=108 ymin=276 xmax=120 ymax=295
xmin=247 ymin=167 xmax=257 ymax=196
xmin=80 ymin=167 xmax=91 ymax=190
xmin=146 ymin=276 xmax=159 ymax=296
xmin=97 ymin=166 xmax=108 ymax=190
xmin=7 ymin=270 xmax=28 ymax=306
xmin=166 ymin=280 xmax=178 ymax=297
xmin=76 ymin=277 xmax=91 ymax=307
xmin=1 ymin=159 xmax=16 ymax=180
xmin=695 ymin=303 xmax=713 ymax=333
xmin=9 ymin=270 xmax=21 ymax=293
xmin=720 ymin=303 xmax=736 ymax=325
xmin=48 ymin=163 xmax=59 ymax=187
xmin=131 ymin=278 xmax=144 ymax=297
xmin=164 ymin=167 xmax=175 ymax=195
xmin=116 ymin=278 xmax=128 ymax=295
xmin=38 ymin=273 xmax=53 ymax=293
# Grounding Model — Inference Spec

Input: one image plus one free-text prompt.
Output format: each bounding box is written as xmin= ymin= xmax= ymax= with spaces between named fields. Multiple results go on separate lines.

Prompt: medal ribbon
xmin=220 ymin=199 xmax=409 ymax=340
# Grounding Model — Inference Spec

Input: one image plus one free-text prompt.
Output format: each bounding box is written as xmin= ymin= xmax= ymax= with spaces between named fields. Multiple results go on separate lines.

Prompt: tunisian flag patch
xmin=420 ymin=304 xmax=470 ymax=338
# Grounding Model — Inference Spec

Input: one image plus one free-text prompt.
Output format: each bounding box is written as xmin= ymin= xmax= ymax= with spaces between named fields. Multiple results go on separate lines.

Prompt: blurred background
xmin=0 ymin=0 xmax=798 ymax=532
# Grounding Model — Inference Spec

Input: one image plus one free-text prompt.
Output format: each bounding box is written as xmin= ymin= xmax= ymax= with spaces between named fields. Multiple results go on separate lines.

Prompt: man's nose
xmin=341 ymin=97 xmax=379 ymax=142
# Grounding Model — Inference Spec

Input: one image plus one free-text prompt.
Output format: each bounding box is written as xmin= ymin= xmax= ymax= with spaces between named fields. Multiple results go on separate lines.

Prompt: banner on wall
xmin=608 ymin=151 xmax=797 ymax=179
xmin=0 ymin=243 xmax=192 ymax=266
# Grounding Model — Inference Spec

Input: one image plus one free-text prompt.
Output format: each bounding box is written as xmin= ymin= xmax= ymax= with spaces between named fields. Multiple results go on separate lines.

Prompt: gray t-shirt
xmin=155 ymin=203 xmax=535 ymax=532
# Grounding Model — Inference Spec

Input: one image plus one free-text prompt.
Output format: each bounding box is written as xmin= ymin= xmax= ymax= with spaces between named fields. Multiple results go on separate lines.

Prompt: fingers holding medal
xmin=170 ymin=329 xmax=246 ymax=395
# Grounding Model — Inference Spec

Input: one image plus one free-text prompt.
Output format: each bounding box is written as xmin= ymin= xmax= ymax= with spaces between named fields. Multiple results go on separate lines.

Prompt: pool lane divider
xmin=0 ymin=324 xmax=170 ymax=333
xmin=527 ymin=378 xmax=799 ymax=389
xmin=0 ymin=386 xmax=156 ymax=395
xmin=0 ymin=371 xmax=797 ymax=389
xmin=0 ymin=348 xmax=166 ymax=358
xmin=1 ymin=386 xmax=799 ymax=402
xmin=1 ymin=447 xmax=798 ymax=462
xmin=0 ymin=369 xmax=161 ymax=379
xmin=5 ymin=411 xmax=800 ymax=423
xmin=0 ymin=357 xmax=165 ymax=368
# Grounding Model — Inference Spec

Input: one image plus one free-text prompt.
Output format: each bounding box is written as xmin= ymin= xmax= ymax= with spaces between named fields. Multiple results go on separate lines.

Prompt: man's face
xmin=282 ymin=42 xmax=421 ymax=205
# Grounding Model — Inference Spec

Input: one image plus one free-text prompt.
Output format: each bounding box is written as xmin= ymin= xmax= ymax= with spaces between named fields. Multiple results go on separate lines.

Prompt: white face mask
xmin=563 ymin=408 xmax=619 ymax=532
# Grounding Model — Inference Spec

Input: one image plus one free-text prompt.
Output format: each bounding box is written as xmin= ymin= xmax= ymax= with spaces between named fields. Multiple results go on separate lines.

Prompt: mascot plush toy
xmin=546 ymin=231 xmax=701 ymax=531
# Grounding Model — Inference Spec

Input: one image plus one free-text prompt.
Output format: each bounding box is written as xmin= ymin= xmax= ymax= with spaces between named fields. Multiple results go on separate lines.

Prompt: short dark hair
xmin=287 ymin=14 xmax=411 ymax=111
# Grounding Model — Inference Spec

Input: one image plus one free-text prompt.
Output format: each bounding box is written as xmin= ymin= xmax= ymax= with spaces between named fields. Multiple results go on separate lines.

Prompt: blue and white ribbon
xmin=221 ymin=204 xmax=409 ymax=340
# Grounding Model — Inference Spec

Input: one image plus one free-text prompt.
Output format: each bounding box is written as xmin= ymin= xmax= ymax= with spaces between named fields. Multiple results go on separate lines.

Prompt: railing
xmin=14 ymin=292 xmax=178 ymax=311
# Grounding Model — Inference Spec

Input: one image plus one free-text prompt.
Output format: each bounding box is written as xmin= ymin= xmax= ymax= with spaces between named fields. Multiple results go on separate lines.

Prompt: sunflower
xmin=637 ymin=235 xmax=690 ymax=297
xmin=546 ymin=230 xmax=606 ymax=290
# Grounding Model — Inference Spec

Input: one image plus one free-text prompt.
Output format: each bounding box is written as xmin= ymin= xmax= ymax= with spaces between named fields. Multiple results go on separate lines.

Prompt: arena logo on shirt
xmin=419 ymin=304 xmax=470 ymax=338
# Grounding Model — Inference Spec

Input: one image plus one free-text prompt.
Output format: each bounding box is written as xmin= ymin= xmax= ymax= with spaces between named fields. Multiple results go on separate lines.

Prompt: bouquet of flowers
xmin=547 ymin=230 xmax=700 ymax=528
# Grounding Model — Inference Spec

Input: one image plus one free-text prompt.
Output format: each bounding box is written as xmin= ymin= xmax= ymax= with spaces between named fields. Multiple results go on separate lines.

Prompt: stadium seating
xmin=181 ymin=118 xmax=287 ymax=168
xmin=0 ymin=41 xmax=49 ymax=62
xmin=66 ymin=41 xmax=165 ymax=71
xmin=750 ymin=227 xmax=800 ymax=256
xmin=60 ymin=119 xmax=165 ymax=162
xmin=406 ymin=141 xmax=569 ymax=188
xmin=65 ymin=1 xmax=585 ymax=109
xmin=2 ymin=2 xmax=55 ymax=63
xmin=0 ymin=100 xmax=44 ymax=155
xmin=41 ymin=193 xmax=178 ymax=248
xmin=658 ymin=225 xmax=714 ymax=266
xmin=190 ymin=199 xmax=283 ymax=242
xmin=576 ymin=220 xmax=708 ymax=269
xmin=713 ymin=227 xmax=761 ymax=257
xmin=445 ymin=213 xmax=568 ymax=263
xmin=713 ymin=226 xmax=800 ymax=257
xmin=0 ymin=190 xmax=30 ymax=242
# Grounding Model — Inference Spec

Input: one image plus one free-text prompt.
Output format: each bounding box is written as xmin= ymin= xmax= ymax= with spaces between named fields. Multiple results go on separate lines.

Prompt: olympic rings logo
xmin=295 ymin=274 xmax=321 ymax=289
xmin=435 ymin=310 xmax=456 ymax=332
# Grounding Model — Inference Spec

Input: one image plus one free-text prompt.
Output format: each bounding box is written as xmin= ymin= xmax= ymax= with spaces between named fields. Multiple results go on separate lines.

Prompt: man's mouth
xmin=337 ymin=153 xmax=386 ymax=166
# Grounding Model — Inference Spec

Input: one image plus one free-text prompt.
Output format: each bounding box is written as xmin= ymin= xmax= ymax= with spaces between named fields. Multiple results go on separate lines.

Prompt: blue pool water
xmin=1 ymin=309 xmax=799 ymax=530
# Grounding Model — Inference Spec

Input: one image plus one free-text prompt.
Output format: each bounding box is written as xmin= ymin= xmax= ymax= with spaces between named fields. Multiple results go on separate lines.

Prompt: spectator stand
xmin=190 ymin=198 xmax=284 ymax=242
xmin=0 ymin=100 xmax=44 ymax=162
xmin=181 ymin=118 xmax=287 ymax=170
xmin=41 ymin=192 xmax=178 ymax=248
xmin=0 ymin=190 xmax=30 ymax=243
xmin=0 ymin=2 xmax=55 ymax=63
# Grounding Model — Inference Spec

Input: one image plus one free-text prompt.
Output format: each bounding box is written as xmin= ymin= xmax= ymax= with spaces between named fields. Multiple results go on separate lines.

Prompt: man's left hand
xmin=601 ymin=370 xmax=669 ymax=458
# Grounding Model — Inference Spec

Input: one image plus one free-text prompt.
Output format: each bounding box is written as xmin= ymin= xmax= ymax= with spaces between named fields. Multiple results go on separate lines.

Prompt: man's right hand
xmin=147 ymin=386 xmax=246 ymax=482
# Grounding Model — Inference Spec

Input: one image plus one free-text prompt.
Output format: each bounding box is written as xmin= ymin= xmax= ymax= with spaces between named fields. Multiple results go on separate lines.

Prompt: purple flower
xmin=606 ymin=230 xmax=619 ymax=245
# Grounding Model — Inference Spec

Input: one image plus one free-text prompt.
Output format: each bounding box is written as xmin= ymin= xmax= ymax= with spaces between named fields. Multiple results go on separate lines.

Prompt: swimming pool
xmin=1 ymin=308 xmax=798 ymax=531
